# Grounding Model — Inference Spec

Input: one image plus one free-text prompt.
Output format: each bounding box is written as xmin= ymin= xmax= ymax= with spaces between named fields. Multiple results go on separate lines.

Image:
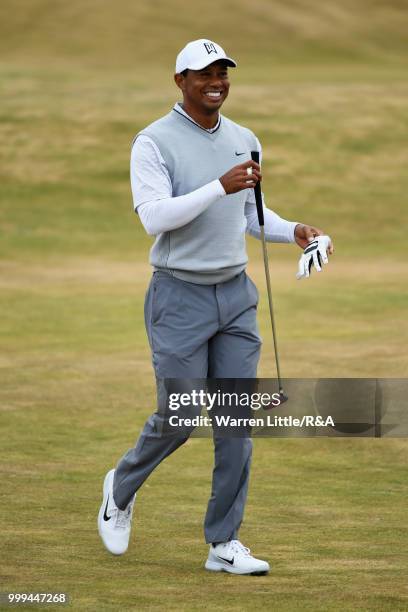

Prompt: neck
xmin=181 ymin=102 xmax=219 ymax=129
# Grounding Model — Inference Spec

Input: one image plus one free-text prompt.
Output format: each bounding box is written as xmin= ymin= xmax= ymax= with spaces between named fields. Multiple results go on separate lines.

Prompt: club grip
xmin=251 ymin=150 xmax=264 ymax=226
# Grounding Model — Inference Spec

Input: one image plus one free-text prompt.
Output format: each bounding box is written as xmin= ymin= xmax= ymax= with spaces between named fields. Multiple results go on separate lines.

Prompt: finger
xmin=242 ymin=173 xmax=260 ymax=185
xmin=303 ymin=226 xmax=324 ymax=242
xmin=305 ymin=255 xmax=311 ymax=278
xmin=241 ymin=170 xmax=262 ymax=182
xmin=310 ymin=226 xmax=324 ymax=237
xmin=318 ymin=246 xmax=328 ymax=264
xmin=296 ymin=256 xmax=305 ymax=280
xmin=312 ymin=250 xmax=321 ymax=272
xmin=319 ymin=235 xmax=332 ymax=257
xmin=303 ymin=226 xmax=317 ymax=243
xmin=241 ymin=160 xmax=260 ymax=172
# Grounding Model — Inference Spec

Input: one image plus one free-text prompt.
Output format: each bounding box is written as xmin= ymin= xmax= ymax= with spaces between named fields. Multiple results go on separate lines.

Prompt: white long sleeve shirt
xmin=131 ymin=103 xmax=298 ymax=243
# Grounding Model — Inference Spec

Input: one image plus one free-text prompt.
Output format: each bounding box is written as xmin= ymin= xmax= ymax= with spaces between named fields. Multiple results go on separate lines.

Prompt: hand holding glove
xmin=296 ymin=235 xmax=333 ymax=280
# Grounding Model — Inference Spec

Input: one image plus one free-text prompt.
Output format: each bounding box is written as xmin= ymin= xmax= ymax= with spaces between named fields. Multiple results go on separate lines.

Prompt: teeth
xmin=205 ymin=92 xmax=221 ymax=98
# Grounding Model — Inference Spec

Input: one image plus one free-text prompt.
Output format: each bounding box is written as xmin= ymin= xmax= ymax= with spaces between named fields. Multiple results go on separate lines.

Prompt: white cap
xmin=175 ymin=39 xmax=237 ymax=73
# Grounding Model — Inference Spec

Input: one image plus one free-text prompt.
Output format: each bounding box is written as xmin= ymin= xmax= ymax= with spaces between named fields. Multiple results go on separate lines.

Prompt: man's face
xmin=175 ymin=60 xmax=230 ymax=114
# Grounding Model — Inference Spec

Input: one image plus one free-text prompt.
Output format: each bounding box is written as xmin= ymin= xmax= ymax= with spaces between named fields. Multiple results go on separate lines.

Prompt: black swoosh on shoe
xmin=103 ymin=495 xmax=111 ymax=521
xmin=217 ymin=555 xmax=234 ymax=565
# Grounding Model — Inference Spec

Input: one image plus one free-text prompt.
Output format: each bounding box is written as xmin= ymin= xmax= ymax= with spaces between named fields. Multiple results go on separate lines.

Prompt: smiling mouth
xmin=203 ymin=91 xmax=223 ymax=100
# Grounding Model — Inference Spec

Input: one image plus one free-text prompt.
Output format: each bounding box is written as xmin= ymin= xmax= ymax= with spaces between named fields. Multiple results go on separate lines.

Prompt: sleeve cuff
xmin=289 ymin=222 xmax=300 ymax=243
xmin=214 ymin=179 xmax=226 ymax=197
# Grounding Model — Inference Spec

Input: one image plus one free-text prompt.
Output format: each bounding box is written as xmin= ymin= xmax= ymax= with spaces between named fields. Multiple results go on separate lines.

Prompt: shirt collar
xmin=174 ymin=102 xmax=221 ymax=133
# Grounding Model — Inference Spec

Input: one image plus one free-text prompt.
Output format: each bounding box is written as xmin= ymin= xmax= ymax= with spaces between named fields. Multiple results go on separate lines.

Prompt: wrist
xmin=218 ymin=177 xmax=227 ymax=195
xmin=217 ymin=177 xmax=227 ymax=196
xmin=293 ymin=223 xmax=302 ymax=243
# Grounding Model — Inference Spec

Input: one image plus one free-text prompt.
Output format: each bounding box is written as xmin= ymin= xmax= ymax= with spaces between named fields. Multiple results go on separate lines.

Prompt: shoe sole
xmin=205 ymin=560 xmax=269 ymax=576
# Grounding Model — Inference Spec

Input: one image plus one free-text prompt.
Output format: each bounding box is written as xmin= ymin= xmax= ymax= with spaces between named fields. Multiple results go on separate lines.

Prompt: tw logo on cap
xmin=204 ymin=42 xmax=218 ymax=55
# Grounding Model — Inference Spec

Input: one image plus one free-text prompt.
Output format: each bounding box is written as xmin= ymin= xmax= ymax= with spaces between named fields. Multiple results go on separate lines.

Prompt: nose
xmin=208 ymin=75 xmax=223 ymax=89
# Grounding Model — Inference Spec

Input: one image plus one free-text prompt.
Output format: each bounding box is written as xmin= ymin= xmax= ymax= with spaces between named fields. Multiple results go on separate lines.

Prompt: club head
xmin=263 ymin=390 xmax=288 ymax=410
xmin=278 ymin=391 xmax=289 ymax=404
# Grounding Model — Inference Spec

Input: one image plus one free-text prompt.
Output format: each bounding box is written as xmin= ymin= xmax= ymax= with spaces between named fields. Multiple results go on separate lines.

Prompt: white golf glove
xmin=296 ymin=235 xmax=332 ymax=280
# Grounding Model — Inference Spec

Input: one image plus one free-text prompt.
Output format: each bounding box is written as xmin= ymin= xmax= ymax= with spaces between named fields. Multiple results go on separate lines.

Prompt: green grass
xmin=1 ymin=0 xmax=408 ymax=610
xmin=1 ymin=66 xmax=407 ymax=260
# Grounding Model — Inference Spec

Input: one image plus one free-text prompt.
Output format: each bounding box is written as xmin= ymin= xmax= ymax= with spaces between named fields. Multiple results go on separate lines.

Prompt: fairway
xmin=1 ymin=1 xmax=408 ymax=610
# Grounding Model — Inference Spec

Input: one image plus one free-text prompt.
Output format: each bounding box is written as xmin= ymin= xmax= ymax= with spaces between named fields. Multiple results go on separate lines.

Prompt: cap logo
xmin=203 ymin=42 xmax=217 ymax=55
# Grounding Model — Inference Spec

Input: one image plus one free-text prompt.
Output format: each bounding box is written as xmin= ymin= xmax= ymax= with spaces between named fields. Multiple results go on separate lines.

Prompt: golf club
xmin=251 ymin=150 xmax=288 ymax=405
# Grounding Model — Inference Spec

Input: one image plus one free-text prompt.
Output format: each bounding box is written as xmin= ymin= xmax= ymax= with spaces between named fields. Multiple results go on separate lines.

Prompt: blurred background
xmin=1 ymin=1 xmax=407 ymax=609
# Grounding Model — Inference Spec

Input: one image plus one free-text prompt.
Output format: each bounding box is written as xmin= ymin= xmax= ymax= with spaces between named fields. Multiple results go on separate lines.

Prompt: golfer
xmin=98 ymin=39 xmax=332 ymax=575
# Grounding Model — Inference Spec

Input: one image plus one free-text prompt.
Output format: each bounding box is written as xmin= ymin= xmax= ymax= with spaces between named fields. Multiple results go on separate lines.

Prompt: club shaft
xmin=250 ymin=149 xmax=284 ymax=395
xmin=260 ymin=226 xmax=283 ymax=393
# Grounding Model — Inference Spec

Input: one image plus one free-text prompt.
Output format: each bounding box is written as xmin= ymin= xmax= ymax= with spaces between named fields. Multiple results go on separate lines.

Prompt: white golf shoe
xmin=97 ymin=469 xmax=136 ymax=555
xmin=205 ymin=540 xmax=270 ymax=575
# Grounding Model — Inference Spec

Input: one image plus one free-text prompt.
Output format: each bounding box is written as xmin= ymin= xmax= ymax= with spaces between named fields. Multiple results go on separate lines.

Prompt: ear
xmin=174 ymin=73 xmax=185 ymax=91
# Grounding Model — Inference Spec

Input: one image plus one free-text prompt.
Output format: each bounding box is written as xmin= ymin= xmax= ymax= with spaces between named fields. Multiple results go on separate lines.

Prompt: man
xmin=98 ymin=39 xmax=333 ymax=575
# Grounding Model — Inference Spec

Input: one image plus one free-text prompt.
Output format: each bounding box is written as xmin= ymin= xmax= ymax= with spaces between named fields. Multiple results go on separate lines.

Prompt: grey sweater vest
xmin=138 ymin=108 xmax=258 ymax=284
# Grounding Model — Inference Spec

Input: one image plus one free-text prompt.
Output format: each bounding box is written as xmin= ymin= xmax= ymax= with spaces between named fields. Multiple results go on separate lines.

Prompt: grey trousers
xmin=113 ymin=270 xmax=261 ymax=543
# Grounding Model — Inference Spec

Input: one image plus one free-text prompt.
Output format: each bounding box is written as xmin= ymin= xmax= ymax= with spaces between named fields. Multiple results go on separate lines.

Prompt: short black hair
xmin=180 ymin=69 xmax=188 ymax=77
